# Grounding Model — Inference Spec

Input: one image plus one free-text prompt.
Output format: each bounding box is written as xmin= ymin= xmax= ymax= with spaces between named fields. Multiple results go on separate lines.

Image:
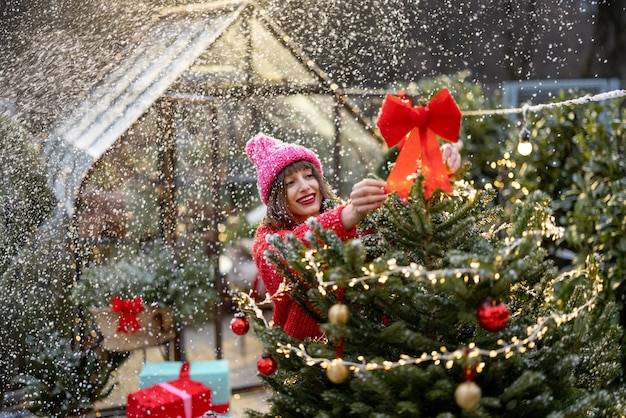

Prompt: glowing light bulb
xmin=517 ymin=128 xmax=532 ymax=156
xmin=517 ymin=141 xmax=532 ymax=156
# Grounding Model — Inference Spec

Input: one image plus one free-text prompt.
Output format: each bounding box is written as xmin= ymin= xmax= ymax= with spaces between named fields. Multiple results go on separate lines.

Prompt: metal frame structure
xmin=45 ymin=0 xmax=382 ymax=362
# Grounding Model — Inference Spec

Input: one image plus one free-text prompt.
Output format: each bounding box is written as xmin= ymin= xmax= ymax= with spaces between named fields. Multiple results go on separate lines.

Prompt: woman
xmin=246 ymin=133 xmax=460 ymax=340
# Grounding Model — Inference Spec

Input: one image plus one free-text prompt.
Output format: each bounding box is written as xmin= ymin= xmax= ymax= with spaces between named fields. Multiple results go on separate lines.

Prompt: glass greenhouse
xmin=42 ymin=0 xmax=384 ymax=375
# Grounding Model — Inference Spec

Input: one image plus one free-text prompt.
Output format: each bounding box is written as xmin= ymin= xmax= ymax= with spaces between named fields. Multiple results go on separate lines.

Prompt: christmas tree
xmin=232 ymin=93 xmax=626 ymax=416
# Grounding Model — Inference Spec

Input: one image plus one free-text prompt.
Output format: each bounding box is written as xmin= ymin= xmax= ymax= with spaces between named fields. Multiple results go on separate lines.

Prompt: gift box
xmin=127 ymin=362 xmax=211 ymax=418
xmin=139 ymin=360 xmax=230 ymax=415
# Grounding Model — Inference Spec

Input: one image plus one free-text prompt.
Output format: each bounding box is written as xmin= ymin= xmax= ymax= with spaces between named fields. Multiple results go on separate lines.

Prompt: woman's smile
xmin=297 ymin=193 xmax=317 ymax=205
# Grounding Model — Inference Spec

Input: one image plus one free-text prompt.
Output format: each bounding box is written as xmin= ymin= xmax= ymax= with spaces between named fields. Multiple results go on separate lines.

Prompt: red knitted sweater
xmin=252 ymin=204 xmax=357 ymax=340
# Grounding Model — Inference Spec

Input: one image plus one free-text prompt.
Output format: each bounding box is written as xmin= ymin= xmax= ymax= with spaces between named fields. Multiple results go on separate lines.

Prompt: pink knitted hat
xmin=246 ymin=133 xmax=323 ymax=205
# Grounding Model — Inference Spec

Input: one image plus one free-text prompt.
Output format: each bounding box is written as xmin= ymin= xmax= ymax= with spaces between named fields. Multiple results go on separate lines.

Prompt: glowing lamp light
xmin=517 ymin=127 xmax=532 ymax=156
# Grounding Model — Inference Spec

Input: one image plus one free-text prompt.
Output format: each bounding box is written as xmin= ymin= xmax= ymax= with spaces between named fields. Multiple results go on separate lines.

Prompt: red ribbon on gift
xmin=376 ymin=88 xmax=461 ymax=201
xmin=112 ymin=296 xmax=143 ymax=333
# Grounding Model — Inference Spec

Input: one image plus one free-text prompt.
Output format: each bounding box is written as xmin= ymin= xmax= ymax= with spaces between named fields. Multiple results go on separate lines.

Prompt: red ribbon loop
xmin=111 ymin=296 xmax=143 ymax=333
xmin=376 ymin=88 xmax=461 ymax=201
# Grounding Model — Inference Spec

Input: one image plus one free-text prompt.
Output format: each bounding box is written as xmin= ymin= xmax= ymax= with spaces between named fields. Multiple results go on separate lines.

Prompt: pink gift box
xmin=127 ymin=362 xmax=211 ymax=418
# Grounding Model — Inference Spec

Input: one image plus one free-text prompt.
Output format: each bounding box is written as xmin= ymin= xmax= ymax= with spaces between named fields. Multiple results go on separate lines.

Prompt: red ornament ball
xmin=476 ymin=299 xmax=510 ymax=332
xmin=230 ymin=314 xmax=250 ymax=336
xmin=257 ymin=354 xmax=277 ymax=376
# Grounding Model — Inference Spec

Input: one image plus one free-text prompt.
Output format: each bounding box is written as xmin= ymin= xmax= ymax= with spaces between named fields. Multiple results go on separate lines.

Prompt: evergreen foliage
xmin=480 ymin=92 xmax=626 ymax=279
xmin=235 ymin=169 xmax=625 ymax=416
xmin=381 ymin=78 xmax=626 ymax=350
xmin=499 ymin=95 xmax=626 ymax=345
xmin=0 ymin=115 xmax=55 ymax=271
xmin=0 ymin=116 xmax=128 ymax=412
xmin=0 ymin=215 xmax=78 ymax=392
xmin=12 ymin=326 xmax=127 ymax=417
xmin=543 ymin=101 xmax=626 ymax=296
xmin=72 ymin=239 xmax=219 ymax=329
xmin=0 ymin=116 xmax=62 ymax=390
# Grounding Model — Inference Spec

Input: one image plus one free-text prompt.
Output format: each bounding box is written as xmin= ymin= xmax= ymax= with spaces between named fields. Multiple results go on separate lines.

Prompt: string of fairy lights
xmin=276 ymin=293 xmax=597 ymax=375
xmin=238 ymin=255 xmax=602 ymax=376
xmin=460 ymin=88 xmax=626 ymax=117
xmin=461 ymin=88 xmax=626 ymax=156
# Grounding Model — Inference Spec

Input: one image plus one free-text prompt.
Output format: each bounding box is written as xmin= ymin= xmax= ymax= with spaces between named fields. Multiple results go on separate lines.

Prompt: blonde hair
xmin=261 ymin=160 xmax=339 ymax=229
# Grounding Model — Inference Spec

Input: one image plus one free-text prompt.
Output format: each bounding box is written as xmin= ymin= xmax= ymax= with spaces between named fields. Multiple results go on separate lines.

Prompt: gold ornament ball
xmin=326 ymin=360 xmax=350 ymax=383
xmin=328 ymin=303 xmax=350 ymax=324
xmin=455 ymin=381 xmax=482 ymax=409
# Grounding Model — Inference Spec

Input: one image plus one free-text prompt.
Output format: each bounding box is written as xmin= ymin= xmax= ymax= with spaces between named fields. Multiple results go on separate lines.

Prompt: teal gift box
xmin=139 ymin=360 xmax=230 ymax=415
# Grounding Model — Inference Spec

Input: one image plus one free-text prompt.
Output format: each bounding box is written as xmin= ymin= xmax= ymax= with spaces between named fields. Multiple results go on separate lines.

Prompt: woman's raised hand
xmin=442 ymin=144 xmax=462 ymax=174
xmin=341 ymin=178 xmax=387 ymax=230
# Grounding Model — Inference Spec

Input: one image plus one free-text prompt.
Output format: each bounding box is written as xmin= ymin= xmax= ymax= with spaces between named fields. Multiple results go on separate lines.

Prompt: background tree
xmin=0 ymin=116 xmax=59 ymax=389
xmin=233 ymin=79 xmax=626 ymax=416
xmin=0 ymin=116 xmax=129 ymax=412
xmin=496 ymin=92 xmax=626 ymax=331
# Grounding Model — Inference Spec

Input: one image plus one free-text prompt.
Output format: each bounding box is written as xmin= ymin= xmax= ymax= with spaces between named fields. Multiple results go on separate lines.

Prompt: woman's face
xmin=285 ymin=167 xmax=322 ymax=224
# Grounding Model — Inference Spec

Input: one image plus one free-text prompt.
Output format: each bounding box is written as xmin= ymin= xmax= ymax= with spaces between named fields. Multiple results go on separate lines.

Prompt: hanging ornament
xmin=476 ymin=298 xmax=510 ymax=332
xmin=257 ymin=354 xmax=277 ymax=376
xmin=455 ymin=381 xmax=482 ymax=409
xmin=326 ymin=359 xmax=350 ymax=384
xmin=328 ymin=303 xmax=350 ymax=325
xmin=230 ymin=312 xmax=250 ymax=336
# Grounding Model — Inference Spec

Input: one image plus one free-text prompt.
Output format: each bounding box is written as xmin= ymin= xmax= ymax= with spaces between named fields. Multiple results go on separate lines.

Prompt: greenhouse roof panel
xmin=46 ymin=5 xmax=244 ymax=162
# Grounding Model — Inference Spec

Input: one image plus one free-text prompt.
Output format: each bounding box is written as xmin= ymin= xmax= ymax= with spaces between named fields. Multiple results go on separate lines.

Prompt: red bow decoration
xmin=111 ymin=296 xmax=143 ymax=333
xmin=376 ymin=88 xmax=461 ymax=201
